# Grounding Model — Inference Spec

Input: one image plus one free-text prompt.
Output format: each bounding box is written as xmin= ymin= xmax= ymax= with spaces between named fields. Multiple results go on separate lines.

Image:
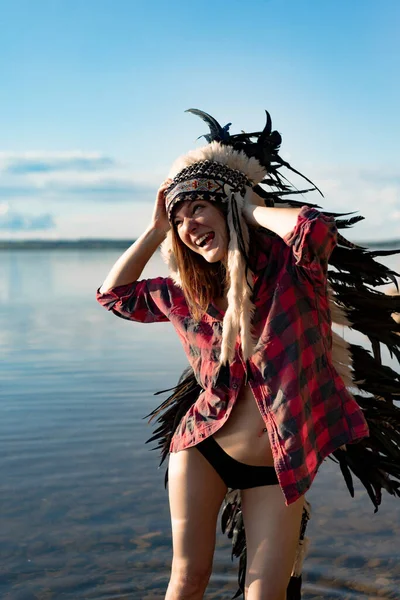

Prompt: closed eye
xmin=174 ymin=203 xmax=203 ymax=227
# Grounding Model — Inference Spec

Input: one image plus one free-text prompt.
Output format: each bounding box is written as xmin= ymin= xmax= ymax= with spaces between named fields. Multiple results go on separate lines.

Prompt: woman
xmin=96 ymin=110 xmax=399 ymax=600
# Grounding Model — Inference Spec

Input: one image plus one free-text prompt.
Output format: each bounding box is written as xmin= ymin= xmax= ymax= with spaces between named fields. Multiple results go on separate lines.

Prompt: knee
xmin=245 ymin=578 xmax=288 ymax=600
xmin=168 ymin=562 xmax=211 ymax=599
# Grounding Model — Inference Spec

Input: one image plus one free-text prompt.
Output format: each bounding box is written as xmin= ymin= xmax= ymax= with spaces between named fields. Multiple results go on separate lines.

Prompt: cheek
xmin=177 ymin=228 xmax=198 ymax=252
xmin=176 ymin=227 xmax=187 ymax=243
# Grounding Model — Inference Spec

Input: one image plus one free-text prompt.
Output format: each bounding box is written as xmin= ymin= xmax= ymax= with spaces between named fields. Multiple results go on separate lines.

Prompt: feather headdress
xmin=162 ymin=109 xmax=322 ymax=366
xmin=147 ymin=109 xmax=400 ymax=599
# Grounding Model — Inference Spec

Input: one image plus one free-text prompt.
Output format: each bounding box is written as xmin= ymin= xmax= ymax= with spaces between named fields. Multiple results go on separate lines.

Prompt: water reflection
xmin=1 ymin=249 xmax=400 ymax=599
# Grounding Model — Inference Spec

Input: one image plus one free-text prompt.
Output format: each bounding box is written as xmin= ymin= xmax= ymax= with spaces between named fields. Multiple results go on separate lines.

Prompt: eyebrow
xmin=173 ymin=199 xmax=198 ymax=221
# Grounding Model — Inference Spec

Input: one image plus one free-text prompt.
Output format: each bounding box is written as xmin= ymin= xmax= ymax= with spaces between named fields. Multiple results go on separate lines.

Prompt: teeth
xmin=195 ymin=233 xmax=212 ymax=246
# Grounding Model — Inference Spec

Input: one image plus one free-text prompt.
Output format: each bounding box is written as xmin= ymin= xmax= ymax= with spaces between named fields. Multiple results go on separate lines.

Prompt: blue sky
xmin=1 ymin=0 xmax=399 ymax=241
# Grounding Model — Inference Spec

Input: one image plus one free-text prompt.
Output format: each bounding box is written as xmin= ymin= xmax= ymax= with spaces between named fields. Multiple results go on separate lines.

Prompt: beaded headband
xmin=165 ymin=159 xmax=252 ymax=220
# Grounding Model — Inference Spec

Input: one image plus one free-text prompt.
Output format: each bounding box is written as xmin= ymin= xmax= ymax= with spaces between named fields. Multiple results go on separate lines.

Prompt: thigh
xmin=241 ymin=485 xmax=305 ymax=600
xmin=167 ymin=446 xmax=228 ymax=571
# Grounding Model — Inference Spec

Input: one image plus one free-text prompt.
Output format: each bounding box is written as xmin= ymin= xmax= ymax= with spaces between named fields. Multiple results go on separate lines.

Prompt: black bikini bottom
xmin=195 ymin=436 xmax=279 ymax=489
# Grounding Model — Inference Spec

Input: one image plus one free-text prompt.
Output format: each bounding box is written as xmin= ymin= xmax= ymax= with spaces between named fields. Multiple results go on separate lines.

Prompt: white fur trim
xmin=220 ymin=190 xmax=246 ymax=364
xmin=168 ymin=141 xmax=266 ymax=184
xmin=238 ymin=188 xmax=257 ymax=360
xmin=219 ymin=188 xmax=257 ymax=365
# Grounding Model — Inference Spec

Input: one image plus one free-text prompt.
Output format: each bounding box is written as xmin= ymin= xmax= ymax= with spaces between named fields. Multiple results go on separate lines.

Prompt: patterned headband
xmin=165 ymin=160 xmax=252 ymax=220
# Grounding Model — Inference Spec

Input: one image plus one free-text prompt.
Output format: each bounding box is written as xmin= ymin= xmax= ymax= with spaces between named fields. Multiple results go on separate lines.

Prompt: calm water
xmin=1 ymin=248 xmax=400 ymax=600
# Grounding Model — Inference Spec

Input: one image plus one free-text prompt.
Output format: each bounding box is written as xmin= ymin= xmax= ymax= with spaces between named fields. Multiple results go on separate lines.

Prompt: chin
xmin=203 ymin=250 xmax=225 ymax=264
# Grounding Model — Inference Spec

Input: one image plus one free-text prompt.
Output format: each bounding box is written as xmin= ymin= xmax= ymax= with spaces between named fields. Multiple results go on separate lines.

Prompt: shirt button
xmin=232 ymin=383 xmax=238 ymax=389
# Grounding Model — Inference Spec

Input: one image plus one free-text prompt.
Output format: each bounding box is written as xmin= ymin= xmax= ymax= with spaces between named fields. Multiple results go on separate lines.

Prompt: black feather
xmin=145 ymin=108 xmax=400 ymax=598
xmin=185 ymin=108 xmax=231 ymax=142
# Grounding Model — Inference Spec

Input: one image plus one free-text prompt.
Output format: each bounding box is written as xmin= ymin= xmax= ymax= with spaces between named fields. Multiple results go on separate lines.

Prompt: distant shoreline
xmin=0 ymin=239 xmax=138 ymax=250
xmin=0 ymin=238 xmax=399 ymax=250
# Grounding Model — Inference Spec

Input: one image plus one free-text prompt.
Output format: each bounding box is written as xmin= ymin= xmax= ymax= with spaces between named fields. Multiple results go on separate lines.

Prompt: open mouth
xmin=195 ymin=232 xmax=215 ymax=248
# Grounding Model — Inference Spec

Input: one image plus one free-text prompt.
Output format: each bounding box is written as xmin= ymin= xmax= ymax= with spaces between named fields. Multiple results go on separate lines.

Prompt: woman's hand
xmin=150 ymin=179 xmax=173 ymax=234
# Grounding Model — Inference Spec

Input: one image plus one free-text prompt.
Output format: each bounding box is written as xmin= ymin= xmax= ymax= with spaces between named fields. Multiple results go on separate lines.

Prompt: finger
xmin=158 ymin=185 xmax=170 ymax=197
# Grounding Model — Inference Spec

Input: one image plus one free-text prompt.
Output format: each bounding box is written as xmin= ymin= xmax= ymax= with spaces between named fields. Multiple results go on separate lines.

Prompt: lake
xmin=1 ymin=248 xmax=400 ymax=599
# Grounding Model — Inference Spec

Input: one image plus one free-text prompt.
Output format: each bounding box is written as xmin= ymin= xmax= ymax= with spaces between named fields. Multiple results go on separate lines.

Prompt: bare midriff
xmin=212 ymin=382 xmax=275 ymax=467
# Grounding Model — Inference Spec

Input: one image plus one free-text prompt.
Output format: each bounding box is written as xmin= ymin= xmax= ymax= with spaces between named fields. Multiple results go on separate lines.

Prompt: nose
xmin=180 ymin=216 xmax=198 ymax=236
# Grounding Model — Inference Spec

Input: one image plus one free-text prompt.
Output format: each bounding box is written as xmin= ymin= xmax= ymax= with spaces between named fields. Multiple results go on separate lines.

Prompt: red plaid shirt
xmin=96 ymin=206 xmax=369 ymax=505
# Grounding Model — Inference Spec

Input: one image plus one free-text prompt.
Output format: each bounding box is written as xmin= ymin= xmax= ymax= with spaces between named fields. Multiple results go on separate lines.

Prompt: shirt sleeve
xmin=282 ymin=206 xmax=337 ymax=280
xmin=96 ymin=277 xmax=174 ymax=323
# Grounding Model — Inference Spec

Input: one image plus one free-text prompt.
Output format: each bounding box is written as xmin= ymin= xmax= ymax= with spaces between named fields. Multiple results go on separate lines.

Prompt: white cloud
xmin=0 ymin=206 xmax=55 ymax=231
xmin=0 ymin=151 xmax=114 ymax=173
xmin=0 ymin=202 xmax=154 ymax=240
xmin=300 ymin=164 xmax=400 ymax=242
xmin=0 ymin=151 xmax=399 ymax=242
xmin=0 ymin=151 xmax=162 ymax=202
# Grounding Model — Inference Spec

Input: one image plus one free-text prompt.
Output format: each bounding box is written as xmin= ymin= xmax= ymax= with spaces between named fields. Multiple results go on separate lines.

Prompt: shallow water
xmin=1 ymin=248 xmax=400 ymax=599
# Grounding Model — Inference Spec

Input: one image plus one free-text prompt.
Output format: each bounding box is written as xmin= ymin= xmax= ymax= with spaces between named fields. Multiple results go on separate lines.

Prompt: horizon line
xmin=0 ymin=237 xmax=400 ymax=249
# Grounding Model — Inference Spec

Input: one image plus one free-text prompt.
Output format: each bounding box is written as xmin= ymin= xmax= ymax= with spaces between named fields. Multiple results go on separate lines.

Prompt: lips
xmin=195 ymin=232 xmax=215 ymax=248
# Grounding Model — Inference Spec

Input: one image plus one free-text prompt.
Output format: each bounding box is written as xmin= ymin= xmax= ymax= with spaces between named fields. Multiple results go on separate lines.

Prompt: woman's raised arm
xmin=242 ymin=194 xmax=302 ymax=239
xmin=244 ymin=197 xmax=337 ymax=280
xmin=99 ymin=180 xmax=172 ymax=294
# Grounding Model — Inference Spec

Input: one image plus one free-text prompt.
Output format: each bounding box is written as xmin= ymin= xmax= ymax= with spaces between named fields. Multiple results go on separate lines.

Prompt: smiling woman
xmin=172 ymin=200 xmax=228 ymax=262
xmin=96 ymin=109 xmax=400 ymax=600
xmin=169 ymin=200 xmax=230 ymax=320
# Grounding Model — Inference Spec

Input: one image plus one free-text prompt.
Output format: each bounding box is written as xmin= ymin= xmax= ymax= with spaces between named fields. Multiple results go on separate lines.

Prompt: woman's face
xmin=172 ymin=199 xmax=228 ymax=263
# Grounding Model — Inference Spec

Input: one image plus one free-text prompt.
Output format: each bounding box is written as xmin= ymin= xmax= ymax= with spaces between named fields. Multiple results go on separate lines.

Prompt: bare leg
xmin=241 ymin=484 xmax=305 ymax=600
xmin=165 ymin=446 xmax=228 ymax=600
